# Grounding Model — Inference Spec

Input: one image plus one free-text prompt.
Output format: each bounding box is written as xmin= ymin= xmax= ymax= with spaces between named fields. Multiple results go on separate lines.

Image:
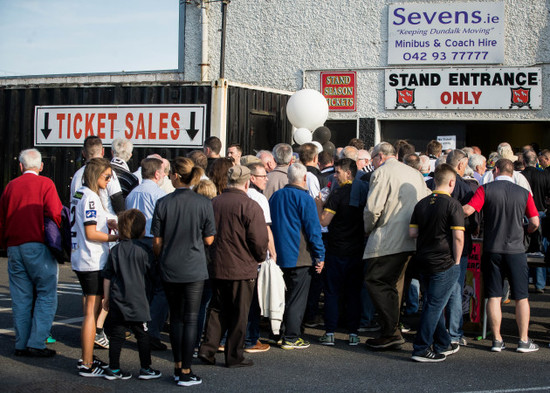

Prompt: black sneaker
xmin=439 ymin=342 xmax=460 ymax=356
xmin=303 ymin=316 xmax=324 ymax=328
xmin=365 ymin=335 xmax=405 ymax=350
xmin=103 ymin=367 xmax=132 ymax=380
xmin=79 ymin=364 xmax=106 ymax=377
xmin=149 ymin=338 xmax=167 ymax=351
xmin=77 ymin=356 xmax=109 ymax=370
xmin=177 ymin=371 xmax=202 ymax=387
xmin=411 ymin=350 xmax=446 ymax=363
xmin=174 ymin=368 xmax=182 ymax=382
xmin=27 ymin=347 xmax=56 ymax=357
xmin=138 ymin=367 xmax=162 ymax=380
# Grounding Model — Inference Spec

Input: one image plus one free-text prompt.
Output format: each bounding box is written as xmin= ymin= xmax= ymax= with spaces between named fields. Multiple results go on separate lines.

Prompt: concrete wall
xmin=184 ymin=0 xmax=550 ymax=121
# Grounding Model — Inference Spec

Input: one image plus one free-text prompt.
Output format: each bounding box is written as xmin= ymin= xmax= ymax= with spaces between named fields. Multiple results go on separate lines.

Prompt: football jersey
xmin=70 ymin=165 xmax=122 ymax=215
xmin=70 ymin=186 xmax=111 ymax=272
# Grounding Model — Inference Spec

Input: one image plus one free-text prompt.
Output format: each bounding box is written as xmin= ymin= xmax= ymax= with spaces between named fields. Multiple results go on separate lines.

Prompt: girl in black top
xmin=151 ymin=157 xmax=216 ymax=387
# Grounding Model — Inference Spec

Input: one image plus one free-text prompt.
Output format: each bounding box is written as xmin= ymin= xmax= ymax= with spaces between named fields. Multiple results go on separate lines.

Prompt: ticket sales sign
xmin=321 ymin=72 xmax=357 ymax=111
xmin=384 ymin=68 xmax=542 ymax=110
xmin=388 ymin=2 xmax=504 ymax=65
xmin=34 ymin=104 xmax=207 ymax=147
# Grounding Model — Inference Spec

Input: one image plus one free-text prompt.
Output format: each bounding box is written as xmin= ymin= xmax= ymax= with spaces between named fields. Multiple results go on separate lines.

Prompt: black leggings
xmin=163 ymin=280 xmax=204 ymax=369
xmin=105 ymin=303 xmax=151 ymax=370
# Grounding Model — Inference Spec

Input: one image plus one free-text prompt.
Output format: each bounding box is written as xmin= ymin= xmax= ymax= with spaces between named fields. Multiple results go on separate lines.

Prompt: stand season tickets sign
xmin=34 ymin=105 xmax=207 ymax=147
xmin=320 ymin=72 xmax=357 ymax=111
xmin=388 ymin=2 xmax=504 ymax=65
xmin=385 ymin=67 xmax=541 ymax=110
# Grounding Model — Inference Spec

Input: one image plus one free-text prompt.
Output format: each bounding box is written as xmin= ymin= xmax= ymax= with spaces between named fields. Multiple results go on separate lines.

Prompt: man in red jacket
xmin=0 ymin=148 xmax=62 ymax=357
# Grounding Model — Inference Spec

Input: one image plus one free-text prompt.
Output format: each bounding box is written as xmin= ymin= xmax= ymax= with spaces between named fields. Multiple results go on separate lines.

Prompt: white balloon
xmin=311 ymin=141 xmax=323 ymax=153
xmin=293 ymin=127 xmax=313 ymax=145
xmin=286 ymin=89 xmax=329 ymax=131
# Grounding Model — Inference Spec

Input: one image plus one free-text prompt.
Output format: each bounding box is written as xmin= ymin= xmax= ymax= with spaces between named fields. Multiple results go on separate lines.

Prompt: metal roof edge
xmin=226 ymin=80 xmax=294 ymax=96
xmin=0 ymin=70 xmax=208 ymax=88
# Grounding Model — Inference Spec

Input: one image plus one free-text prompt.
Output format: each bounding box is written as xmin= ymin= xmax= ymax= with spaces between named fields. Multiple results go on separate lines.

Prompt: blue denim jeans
xmin=533 ymin=236 xmax=549 ymax=290
xmin=413 ymin=264 xmax=460 ymax=355
xmin=8 ymin=242 xmax=58 ymax=350
xmin=532 ymin=267 xmax=547 ymax=290
xmin=446 ymin=255 xmax=468 ymax=342
xmin=244 ymin=284 xmax=261 ymax=348
xmin=405 ymin=278 xmax=420 ymax=315
xmin=147 ymin=282 xmax=170 ymax=340
xmin=360 ymin=259 xmax=376 ymax=325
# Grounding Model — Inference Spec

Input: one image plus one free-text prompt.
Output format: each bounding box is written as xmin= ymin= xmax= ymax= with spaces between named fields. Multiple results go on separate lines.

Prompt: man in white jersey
xmin=70 ymin=136 xmax=124 ymax=215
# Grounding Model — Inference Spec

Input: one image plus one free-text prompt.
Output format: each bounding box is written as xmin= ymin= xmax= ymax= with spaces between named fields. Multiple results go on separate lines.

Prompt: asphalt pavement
xmin=1 ymin=260 xmax=550 ymax=393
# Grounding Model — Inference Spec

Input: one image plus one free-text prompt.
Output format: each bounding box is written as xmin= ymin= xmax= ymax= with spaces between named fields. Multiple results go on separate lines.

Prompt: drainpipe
xmin=200 ymin=0 xmax=209 ymax=81
xmin=220 ymin=0 xmax=229 ymax=79
xmin=178 ymin=0 xmax=186 ymax=73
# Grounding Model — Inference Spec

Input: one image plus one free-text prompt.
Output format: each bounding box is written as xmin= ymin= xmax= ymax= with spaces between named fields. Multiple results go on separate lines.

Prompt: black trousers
xmin=199 ymin=279 xmax=255 ymax=366
xmin=282 ymin=266 xmax=312 ymax=340
xmin=105 ymin=303 xmax=151 ymax=370
xmin=163 ymin=280 xmax=204 ymax=369
xmin=364 ymin=252 xmax=411 ymax=337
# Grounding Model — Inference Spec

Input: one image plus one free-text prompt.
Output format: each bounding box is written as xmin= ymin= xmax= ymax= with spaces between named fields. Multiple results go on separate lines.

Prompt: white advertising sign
xmin=388 ymin=2 xmax=504 ymax=65
xmin=34 ymin=105 xmax=207 ymax=147
xmin=437 ymin=135 xmax=456 ymax=150
xmin=385 ymin=68 xmax=541 ymax=110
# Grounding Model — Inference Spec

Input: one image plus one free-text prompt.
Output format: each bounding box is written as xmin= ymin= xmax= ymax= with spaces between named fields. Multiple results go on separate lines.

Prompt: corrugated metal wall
xmin=0 ymin=84 xmax=211 ymax=205
xmin=226 ymin=86 xmax=292 ymax=154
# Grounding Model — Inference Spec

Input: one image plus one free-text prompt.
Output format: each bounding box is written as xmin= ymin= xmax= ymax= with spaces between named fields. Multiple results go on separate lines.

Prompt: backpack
xmin=44 ymin=205 xmax=72 ymax=264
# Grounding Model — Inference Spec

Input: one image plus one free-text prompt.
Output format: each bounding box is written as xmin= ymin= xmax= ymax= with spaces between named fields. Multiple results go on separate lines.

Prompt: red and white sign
xmin=34 ymin=105 xmax=207 ymax=147
xmin=320 ymin=72 xmax=357 ymax=111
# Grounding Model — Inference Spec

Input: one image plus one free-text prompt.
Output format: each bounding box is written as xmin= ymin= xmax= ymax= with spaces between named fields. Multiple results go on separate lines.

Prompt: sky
xmin=0 ymin=0 xmax=179 ymax=77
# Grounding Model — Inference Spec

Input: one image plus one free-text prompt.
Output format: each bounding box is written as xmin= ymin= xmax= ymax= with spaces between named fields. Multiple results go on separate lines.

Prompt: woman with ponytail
xmin=151 ymin=157 xmax=216 ymax=386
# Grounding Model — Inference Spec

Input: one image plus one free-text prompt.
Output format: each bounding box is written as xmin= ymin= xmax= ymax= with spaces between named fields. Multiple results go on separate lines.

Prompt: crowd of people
xmin=1 ymin=134 xmax=548 ymax=386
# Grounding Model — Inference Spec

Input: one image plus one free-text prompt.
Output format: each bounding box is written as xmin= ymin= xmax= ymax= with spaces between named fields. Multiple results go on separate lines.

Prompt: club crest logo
xmin=395 ymin=88 xmax=416 ymax=109
xmin=510 ymin=87 xmax=531 ymax=109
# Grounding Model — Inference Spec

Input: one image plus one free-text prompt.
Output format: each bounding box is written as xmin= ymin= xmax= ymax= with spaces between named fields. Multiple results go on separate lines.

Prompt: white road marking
xmin=460 ymin=387 xmax=550 ymax=393
xmin=57 ymin=290 xmax=82 ymax=295
xmin=0 ymin=316 xmax=83 ymax=335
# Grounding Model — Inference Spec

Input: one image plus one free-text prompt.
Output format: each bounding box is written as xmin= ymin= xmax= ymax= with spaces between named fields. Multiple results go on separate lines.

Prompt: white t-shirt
xmin=306 ymin=172 xmax=320 ymax=199
xmin=247 ymin=187 xmax=271 ymax=224
xmin=70 ymin=186 xmax=112 ymax=272
xmin=70 ymin=165 xmax=122 ymax=215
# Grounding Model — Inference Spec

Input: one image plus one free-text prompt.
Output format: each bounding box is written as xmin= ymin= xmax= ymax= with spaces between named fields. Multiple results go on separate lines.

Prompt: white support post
xmin=210 ymin=78 xmax=228 ymax=151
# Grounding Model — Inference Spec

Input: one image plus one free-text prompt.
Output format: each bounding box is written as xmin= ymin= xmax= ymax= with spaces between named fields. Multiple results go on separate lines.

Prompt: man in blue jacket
xmin=269 ymin=163 xmax=325 ymax=350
